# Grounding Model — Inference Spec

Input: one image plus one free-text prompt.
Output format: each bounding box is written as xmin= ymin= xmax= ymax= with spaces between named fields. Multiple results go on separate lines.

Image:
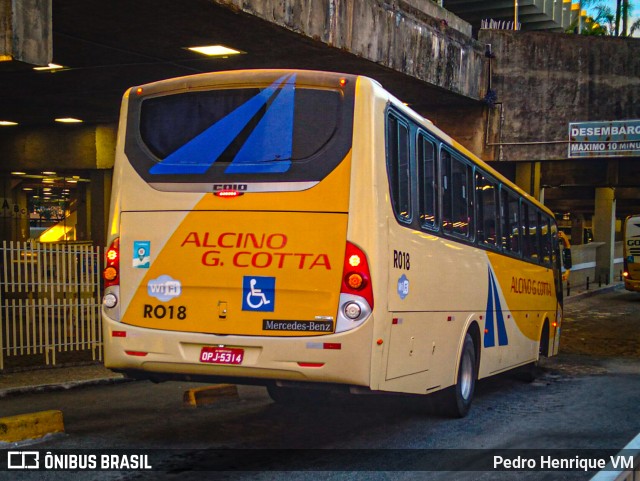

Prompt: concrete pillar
xmin=593 ymin=187 xmax=616 ymax=284
xmin=515 ymin=162 xmax=541 ymax=201
xmin=571 ymin=214 xmax=587 ymax=246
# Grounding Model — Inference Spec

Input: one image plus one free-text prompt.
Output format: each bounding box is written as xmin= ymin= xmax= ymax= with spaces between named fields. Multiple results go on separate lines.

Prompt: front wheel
xmin=439 ymin=333 xmax=477 ymax=418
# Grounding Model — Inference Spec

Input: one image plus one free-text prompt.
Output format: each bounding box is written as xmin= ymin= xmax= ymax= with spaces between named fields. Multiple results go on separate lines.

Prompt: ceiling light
xmin=55 ymin=118 xmax=83 ymax=123
xmin=42 ymin=171 xmax=57 ymax=175
xmin=11 ymin=171 xmax=26 ymax=175
xmin=0 ymin=121 xmax=18 ymax=126
xmin=187 ymin=45 xmax=242 ymax=57
xmin=33 ymin=63 xmax=66 ymax=71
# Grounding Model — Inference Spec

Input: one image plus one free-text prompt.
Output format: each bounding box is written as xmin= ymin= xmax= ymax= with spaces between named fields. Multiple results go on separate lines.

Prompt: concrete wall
xmin=219 ymin=0 xmax=486 ymax=100
xmin=563 ymin=241 xmax=624 ymax=295
xmin=0 ymin=0 xmax=51 ymax=66
xmin=478 ymin=30 xmax=640 ymax=162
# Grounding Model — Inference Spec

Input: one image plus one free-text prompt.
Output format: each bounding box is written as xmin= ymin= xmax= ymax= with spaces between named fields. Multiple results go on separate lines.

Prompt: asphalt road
xmin=2 ymin=287 xmax=639 ymax=481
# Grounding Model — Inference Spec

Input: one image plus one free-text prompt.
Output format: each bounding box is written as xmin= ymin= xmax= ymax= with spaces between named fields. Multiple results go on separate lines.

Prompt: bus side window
xmin=387 ymin=113 xmax=411 ymax=222
xmin=522 ymin=203 xmax=541 ymax=262
xmin=529 ymin=205 xmax=540 ymax=262
xmin=476 ymin=173 xmax=498 ymax=248
xmin=442 ymin=150 xmax=472 ymax=238
xmin=521 ymin=203 xmax=531 ymax=258
xmin=540 ymin=214 xmax=552 ymax=266
xmin=418 ymin=134 xmax=437 ymax=230
xmin=501 ymin=191 xmax=520 ymax=255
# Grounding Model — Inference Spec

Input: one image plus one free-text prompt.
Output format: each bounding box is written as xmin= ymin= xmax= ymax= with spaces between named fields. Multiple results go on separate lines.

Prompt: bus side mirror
xmin=562 ymin=248 xmax=572 ymax=270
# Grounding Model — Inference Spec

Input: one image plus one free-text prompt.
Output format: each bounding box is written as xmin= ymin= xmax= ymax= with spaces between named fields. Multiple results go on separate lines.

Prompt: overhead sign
xmin=569 ymin=119 xmax=640 ymax=158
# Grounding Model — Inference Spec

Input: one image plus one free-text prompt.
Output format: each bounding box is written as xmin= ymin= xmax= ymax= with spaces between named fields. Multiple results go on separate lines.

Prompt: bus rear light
xmin=103 ymin=293 xmax=118 ymax=308
xmin=341 ymin=242 xmax=373 ymax=308
xmin=346 ymin=273 xmax=365 ymax=290
xmin=112 ymin=330 xmax=127 ymax=338
xmin=103 ymin=267 xmax=118 ymax=282
xmin=125 ymin=351 xmax=148 ymax=357
xmin=297 ymin=362 xmax=325 ymax=368
xmin=214 ymin=190 xmax=244 ymax=198
xmin=344 ymin=301 xmax=362 ymax=320
xmin=323 ymin=343 xmax=341 ymax=350
xmin=103 ymin=238 xmax=120 ymax=288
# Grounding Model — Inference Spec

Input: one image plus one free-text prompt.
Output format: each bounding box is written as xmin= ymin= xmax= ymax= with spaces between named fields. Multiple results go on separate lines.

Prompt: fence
xmin=0 ymin=241 xmax=103 ymax=370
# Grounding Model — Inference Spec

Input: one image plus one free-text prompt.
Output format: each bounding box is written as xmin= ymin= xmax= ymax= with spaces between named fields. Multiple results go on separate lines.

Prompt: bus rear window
xmin=125 ymin=73 xmax=354 ymax=190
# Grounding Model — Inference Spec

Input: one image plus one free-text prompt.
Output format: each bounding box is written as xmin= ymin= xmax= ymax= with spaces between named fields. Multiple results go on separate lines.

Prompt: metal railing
xmin=0 ymin=241 xmax=103 ymax=370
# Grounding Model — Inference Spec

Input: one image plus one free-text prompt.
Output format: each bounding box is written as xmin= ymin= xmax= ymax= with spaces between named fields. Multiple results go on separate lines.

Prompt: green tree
xmin=579 ymin=0 xmax=637 ymax=36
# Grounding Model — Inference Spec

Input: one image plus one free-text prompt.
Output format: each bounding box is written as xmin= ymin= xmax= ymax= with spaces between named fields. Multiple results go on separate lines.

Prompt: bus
xmin=102 ymin=69 xmax=571 ymax=417
xmin=623 ymin=215 xmax=640 ymax=292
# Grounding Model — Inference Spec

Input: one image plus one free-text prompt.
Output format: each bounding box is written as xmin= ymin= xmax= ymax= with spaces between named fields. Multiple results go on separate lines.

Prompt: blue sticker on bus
xmin=133 ymin=240 xmax=150 ymax=268
xmin=397 ymin=274 xmax=409 ymax=300
xmin=242 ymin=276 xmax=275 ymax=312
xmin=147 ymin=275 xmax=182 ymax=302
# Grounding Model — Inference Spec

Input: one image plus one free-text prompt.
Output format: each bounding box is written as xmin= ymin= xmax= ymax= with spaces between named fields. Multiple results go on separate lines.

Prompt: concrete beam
xmin=218 ymin=0 xmax=486 ymax=100
xmin=0 ymin=124 xmax=116 ymax=170
xmin=0 ymin=0 xmax=51 ymax=67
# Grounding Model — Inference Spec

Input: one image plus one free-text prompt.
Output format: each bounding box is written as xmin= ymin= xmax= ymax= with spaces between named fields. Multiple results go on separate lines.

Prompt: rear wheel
xmin=439 ymin=333 xmax=477 ymax=418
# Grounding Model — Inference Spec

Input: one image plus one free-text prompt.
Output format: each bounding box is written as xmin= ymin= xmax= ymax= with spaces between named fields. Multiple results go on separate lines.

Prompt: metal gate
xmin=0 ymin=241 xmax=103 ymax=370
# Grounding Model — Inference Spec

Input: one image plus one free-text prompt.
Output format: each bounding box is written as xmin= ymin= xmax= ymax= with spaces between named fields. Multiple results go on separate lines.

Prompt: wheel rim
xmin=459 ymin=351 xmax=474 ymax=400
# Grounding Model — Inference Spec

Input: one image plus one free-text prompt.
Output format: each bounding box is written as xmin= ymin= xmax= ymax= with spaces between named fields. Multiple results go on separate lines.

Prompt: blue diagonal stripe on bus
xmin=492 ymin=272 xmax=509 ymax=346
xmin=484 ymin=267 xmax=509 ymax=348
xmin=149 ymin=75 xmax=290 ymax=175
xmin=484 ymin=268 xmax=496 ymax=348
xmin=225 ymin=74 xmax=296 ymax=174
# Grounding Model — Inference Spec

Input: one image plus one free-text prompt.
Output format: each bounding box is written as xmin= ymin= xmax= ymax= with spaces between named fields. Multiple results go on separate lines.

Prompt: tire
xmin=439 ymin=333 xmax=477 ymax=418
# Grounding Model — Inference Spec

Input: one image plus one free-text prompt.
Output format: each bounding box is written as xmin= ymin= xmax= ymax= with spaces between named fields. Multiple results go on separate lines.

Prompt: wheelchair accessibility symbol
xmin=242 ymin=276 xmax=275 ymax=312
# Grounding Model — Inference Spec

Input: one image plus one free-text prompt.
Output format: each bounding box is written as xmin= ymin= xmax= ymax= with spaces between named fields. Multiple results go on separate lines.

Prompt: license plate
xmin=200 ymin=346 xmax=244 ymax=365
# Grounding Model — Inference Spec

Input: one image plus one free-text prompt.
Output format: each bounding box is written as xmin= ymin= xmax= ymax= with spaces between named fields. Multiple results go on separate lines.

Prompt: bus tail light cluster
xmin=102 ymin=238 xmax=121 ymax=316
xmin=341 ymin=242 xmax=374 ymax=307
xmin=103 ymin=238 xmax=120 ymax=288
xmin=336 ymin=242 xmax=373 ymax=333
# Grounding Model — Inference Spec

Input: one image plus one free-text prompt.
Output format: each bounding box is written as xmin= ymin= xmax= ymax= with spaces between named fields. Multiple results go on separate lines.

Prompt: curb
xmin=0 ymin=376 xmax=130 ymax=398
xmin=0 ymin=410 xmax=64 ymax=444
xmin=564 ymin=283 xmax=623 ymax=303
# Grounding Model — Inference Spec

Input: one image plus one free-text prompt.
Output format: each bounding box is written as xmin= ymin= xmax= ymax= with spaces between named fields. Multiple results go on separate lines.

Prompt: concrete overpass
xmin=1 ymin=0 xmax=639 ymax=281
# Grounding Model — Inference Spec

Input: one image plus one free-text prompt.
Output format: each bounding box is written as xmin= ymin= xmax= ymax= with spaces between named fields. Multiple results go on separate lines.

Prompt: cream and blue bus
xmin=102 ymin=70 xmax=570 ymax=417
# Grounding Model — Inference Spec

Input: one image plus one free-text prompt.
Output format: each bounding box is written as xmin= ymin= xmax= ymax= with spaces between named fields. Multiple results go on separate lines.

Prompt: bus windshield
xmin=124 ymin=73 xmax=355 ymax=191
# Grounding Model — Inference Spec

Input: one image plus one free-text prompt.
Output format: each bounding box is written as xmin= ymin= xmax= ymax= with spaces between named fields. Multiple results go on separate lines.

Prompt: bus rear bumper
xmin=102 ymin=313 xmax=373 ymax=388
xmin=624 ymin=278 xmax=640 ymax=292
